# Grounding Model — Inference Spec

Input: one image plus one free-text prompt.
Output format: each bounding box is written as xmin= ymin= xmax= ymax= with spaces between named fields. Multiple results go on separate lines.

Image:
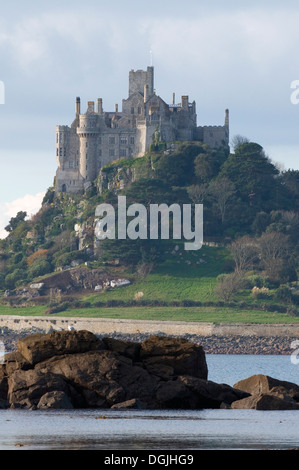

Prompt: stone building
xmin=55 ymin=66 xmax=229 ymax=193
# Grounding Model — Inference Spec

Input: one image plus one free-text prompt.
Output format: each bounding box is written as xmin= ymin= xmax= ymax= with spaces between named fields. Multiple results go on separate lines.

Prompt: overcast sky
xmin=0 ymin=0 xmax=299 ymax=237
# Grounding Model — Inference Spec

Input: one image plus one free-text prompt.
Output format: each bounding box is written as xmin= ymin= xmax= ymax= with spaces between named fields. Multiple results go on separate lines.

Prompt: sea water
xmin=0 ymin=354 xmax=299 ymax=450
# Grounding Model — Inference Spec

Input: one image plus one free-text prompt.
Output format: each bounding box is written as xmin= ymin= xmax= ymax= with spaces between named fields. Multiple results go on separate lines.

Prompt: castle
xmin=55 ymin=66 xmax=229 ymax=193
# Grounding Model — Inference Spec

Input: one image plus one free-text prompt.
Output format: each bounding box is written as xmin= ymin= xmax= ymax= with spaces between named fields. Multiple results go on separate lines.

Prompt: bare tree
xmin=187 ymin=184 xmax=209 ymax=204
xmin=229 ymin=236 xmax=259 ymax=274
xmin=215 ymin=272 xmax=244 ymax=301
xmin=209 ymin=177 xmax=235 ymax=223
xmin=231 ymin=135 xmax=249 ymax=152
xmin=257 ymin=232 xmax=290 ymax=281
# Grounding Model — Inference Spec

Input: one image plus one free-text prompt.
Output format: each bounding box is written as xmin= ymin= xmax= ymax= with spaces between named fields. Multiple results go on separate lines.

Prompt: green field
xmin=0 ymin=305 xmax=299 ymax=324
xmin=1 ymin=246 xmax=298 ymax=324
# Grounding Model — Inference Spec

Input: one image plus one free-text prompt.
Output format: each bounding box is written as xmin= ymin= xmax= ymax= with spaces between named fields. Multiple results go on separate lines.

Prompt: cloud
xmin=0 ymin=192 xmax=45 ymax=239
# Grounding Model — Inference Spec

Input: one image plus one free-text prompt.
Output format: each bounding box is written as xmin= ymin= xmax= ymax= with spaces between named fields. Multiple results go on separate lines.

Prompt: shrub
xmin=5 ymin=270 xmax=26 ymax=290
xmin=27 ymin=259 xmax=52 ymax=279
xmin=251 ymin=286 xmax=270 ymax=299
xmin=274 ymin=285 xmax=293 ymax=303
xmin=286 ymin=305 xmax=299 ymax=317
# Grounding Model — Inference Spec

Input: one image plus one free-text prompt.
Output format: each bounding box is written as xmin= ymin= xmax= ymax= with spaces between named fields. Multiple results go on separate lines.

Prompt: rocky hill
xmin=0 ymin=141 xmax=298 ymax=317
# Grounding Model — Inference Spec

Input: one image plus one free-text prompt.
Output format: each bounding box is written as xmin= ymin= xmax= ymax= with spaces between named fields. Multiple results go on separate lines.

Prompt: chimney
xmin=76 ymin=97 xmax=81 ymax=116
xmin=115 ymin=104 xmax=118 ymax=113
xmin=225 ymin=109 xmax=229 ymax=127
xmin=172 ymin=93 xmax=175 ymax=105
xmin=87 ymin=101 xmax=95 ymax=113
xmin=97 ymin=98 xmax=103 ymax=114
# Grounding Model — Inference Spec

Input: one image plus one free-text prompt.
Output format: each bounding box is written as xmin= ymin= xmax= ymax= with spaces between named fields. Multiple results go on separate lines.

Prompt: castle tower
xmin=77 ymin=111 xmax=99 ymax=183
xmin=129 ymin=66 xmax=154 ymax=97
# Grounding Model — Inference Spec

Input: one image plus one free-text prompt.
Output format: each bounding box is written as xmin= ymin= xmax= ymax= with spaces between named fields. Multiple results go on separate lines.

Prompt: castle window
xmin=86 ymin=165 xmax=88 ymax=170
xmin=98 ymin=137 xmax=102 ymax=145
xmin=56 ymin=148 xmax=59 ymax=156
xmin=64 ymin=148 xmax=66 ymax=157
xmin=99 ymin=149 xmax=102 ymax=157
xmin=59 ymin=148 xmax=62 ymax=157
xmin=109 ymin=136 xmax=115 ymax=145
xmin=138 ymin=107 xmax=141 ymax=114
xmin=130 ymin=137 xmax=135 ymax=145
xmin=120 ymin=149 xmax=127 ymax=157
xmin=120 ymin=137 xmax=127 ymax=145
xmin=86 ymin=142 xmax=88 ymax=148
xmin=131 ymin=107 xmax=134 ymax=114
xmin=69 ymin=162 xmax=74 ymax=169
xmin=109 ymin=149 xmax=115 ymax=157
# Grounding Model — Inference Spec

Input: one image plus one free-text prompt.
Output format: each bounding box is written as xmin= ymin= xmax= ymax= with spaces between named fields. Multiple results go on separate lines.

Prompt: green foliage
xmin=27 ymin=259 xmax=52 ymax=279
xmin=5 ymin=211 xmax=27 ymax=233
xmin=274 ymin=285 xmax=293 ymax=303
xmin=5 ymin=269 xmax=26 ymax=289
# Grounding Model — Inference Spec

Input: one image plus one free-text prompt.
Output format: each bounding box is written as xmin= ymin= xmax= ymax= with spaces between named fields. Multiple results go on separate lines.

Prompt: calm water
xmin=1 ymin=354 xmax=299 ymax=450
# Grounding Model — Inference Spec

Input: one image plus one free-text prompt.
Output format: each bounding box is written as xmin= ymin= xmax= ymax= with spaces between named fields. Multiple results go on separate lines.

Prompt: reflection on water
xmin=1 ymin=408 xmax=299 ymax=450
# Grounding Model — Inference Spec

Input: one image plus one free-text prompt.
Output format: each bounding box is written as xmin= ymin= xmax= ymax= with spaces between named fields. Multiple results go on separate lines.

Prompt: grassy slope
xmin=1 ymin=245 xmax=298 ymax=323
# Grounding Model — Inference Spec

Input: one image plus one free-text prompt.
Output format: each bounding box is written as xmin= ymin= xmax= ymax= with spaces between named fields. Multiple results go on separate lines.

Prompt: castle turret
xmin=77 ymin=113 xmax=99 ymax=182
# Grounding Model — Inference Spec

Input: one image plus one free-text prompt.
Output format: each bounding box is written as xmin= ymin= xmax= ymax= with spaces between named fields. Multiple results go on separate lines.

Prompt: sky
xmin=0 ymin=0 xmax=299 ymax=237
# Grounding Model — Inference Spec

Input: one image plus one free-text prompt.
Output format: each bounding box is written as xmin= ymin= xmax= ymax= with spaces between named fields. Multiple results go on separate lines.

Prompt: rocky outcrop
xmin=231 ymin=374 xmax=299 ymax=410
xmin=0 ymin=330 xmax=251 ymax=410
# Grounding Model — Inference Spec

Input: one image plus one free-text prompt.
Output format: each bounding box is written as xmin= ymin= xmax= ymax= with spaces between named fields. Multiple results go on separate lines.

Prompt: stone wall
xmin=1 ymin=315 xmax=299 ymax=338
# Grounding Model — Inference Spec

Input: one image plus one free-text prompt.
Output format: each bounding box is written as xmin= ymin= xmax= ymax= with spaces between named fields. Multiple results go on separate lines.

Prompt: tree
xmin=194 ymin=154 xmax=217 ymax=183
xmin=231 ymin=135 xmax=249 ymax=152
xmin=5 ymin=211 xmax=27 ymax=233
xmin=229 ymin=236 xmax=259 ymax=273
xmin=215 ymin=272 xmax=244 ymax=301
xmin=187 ymin=184 xmax=209 ymax=204
xmin=220 ymin=142 xmax=279 ymax=213
xmin=209 ymin=177 xmax=235 ymax=223
xmin=257 ymin=232 xmax=291 ymax=282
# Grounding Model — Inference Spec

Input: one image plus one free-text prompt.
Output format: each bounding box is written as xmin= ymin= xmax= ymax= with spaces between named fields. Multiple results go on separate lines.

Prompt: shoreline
xmin=0 ymin=315 xmax=298 ymax=355
xmin=0 ymin=327 xmax=296 ymax=355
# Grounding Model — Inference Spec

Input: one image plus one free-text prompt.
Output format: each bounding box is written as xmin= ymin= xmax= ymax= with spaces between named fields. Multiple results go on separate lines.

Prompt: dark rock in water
xmin=37 ymin=391 xmax=73 ymax=410
xmin=231 ymin=393 xmax=299 ymax=410
xmin=140 ymin=336 xmax=208 ymax=380
xmin=102 ymin=337 xmax=140 ymax=361
xmin=177 ymin=375 xmax=250 ymax=408
xmin=1 ymin=330 xmax=298 ymax=411
xmin=0 ymin=398 xmax=9 ymax=409
xmin=232 ymin=374 xmax=299 ymax=410
xmin=8 ymin=369 xmax=71 ymax=409
xmin=111 ymin=398 xmax=147 ymax=410
xmin=17 ymin=330 xmax=105 ymax=365
xmin=234 ymin=374 xmax=299 ymax=398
